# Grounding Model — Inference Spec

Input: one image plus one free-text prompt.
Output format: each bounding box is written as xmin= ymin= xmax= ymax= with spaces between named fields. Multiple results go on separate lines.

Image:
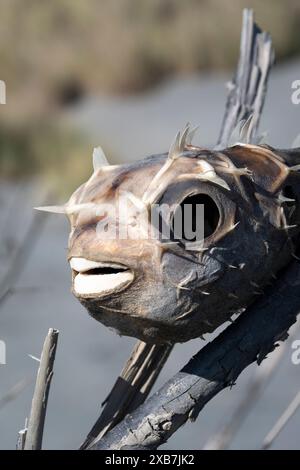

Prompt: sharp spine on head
xmin=168 ymin=123 xmax=199 ymax=160
xmin=143 ymin=123 xmax=199 ymax=204
xmin=291 ymin=133 xmax=300 ymax=149
xmin=168 ymin=130 xmax=182 ymax=161
xmin=35 ymin=202 xmax=96 ymax=215
xmin=228 ymin=121 xmax=243 ymax=147
xmin=93 ymin=146 xmax=109 ymax=171
xmin=228 ymin=114 xmax=255 ymax=146
xmin=240 ymin=114 xmax=254 ymax=143
xmin=179 ymin=123 xmax=191 ymax=150
xmin=277 ymin=193 xmax=295 ymax=204
xmin=34 ymin=205 xmax=67 ymax=214
xmin=186 ymin=125 xmax=200 ymax=145
xmin=290 ymin=164 xmax=300 ymax=172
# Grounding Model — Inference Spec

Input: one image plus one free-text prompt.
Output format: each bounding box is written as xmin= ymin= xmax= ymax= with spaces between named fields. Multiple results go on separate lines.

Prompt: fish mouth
xmin=69 ymin=257 xmax=134 ymax=297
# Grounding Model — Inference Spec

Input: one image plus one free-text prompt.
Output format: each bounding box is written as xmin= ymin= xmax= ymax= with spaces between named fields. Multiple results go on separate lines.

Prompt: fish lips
xmin=69 ymin=257 xmax=135 ymax=299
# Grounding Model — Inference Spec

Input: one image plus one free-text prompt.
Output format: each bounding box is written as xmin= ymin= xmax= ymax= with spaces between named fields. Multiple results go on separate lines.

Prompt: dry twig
xmin=22 ymin=328 xmax=59 ymax=450
xmin=81 ymin=341 xmax=172 ymax=449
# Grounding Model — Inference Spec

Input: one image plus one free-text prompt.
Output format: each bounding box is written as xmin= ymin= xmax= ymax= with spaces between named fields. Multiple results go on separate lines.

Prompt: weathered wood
xmin=217 ymin=8 xmax=274 ymax=147
xmin=202 ymin=325 xmax=297 ymax=450
xmin=17 ymin=426 xmax=27 ymax=451
xmin=23 ymin=328 xmax=59 ymax=450
xmin=90 ymin=259 xmax=300 ymax=449
xmin=81 ymin=341 xmax=172 ymax=449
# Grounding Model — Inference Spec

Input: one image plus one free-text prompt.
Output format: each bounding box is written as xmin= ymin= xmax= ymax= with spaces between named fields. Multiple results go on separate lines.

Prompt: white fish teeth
xmin=69 ymin=257 xmax=127 ymax=273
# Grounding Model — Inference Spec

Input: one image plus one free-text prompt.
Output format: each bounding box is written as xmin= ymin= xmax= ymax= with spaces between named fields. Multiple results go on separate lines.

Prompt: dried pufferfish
xmin=37 ymin=123 xmax=300 ymax=343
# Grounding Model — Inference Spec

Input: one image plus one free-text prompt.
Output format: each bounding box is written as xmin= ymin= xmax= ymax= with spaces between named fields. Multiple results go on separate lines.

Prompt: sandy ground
xmin=0 ymin=58 xmax=300 ymax=449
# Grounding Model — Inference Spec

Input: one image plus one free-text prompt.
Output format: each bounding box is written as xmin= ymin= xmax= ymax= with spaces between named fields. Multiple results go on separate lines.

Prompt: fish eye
xmin=152 ymin=179 xmax=235 ymax=247
xmin=171 ymin=193 xmax=220 ymax=243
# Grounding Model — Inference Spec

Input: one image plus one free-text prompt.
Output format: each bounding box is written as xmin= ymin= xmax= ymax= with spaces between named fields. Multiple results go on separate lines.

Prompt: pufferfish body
xmin=38 ymin=126 xmax=300 ymax=343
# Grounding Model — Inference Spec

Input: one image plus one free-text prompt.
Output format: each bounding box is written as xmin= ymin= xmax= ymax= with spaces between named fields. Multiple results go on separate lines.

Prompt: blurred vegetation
xmin=0 ymin=0 xmax=299 ymax=186
xmin=0 ymin=122 xmax=93 ymax=196
xmin=1 ymin=0 xmax=299 ymax=101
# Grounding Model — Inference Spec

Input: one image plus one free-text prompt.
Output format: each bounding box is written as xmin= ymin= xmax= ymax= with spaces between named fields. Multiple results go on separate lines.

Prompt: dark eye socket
xmin=172 ymin=193 xmax=220 ymax=242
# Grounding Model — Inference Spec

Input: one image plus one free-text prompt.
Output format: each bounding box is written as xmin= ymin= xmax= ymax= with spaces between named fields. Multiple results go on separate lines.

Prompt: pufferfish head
xmin=38 ymin=125 xmax=300 ymax=343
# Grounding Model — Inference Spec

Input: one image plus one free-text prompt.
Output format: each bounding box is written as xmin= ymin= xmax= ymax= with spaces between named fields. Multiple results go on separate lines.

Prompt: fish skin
xmin=61 ymin=143 xmax=300 ymax=343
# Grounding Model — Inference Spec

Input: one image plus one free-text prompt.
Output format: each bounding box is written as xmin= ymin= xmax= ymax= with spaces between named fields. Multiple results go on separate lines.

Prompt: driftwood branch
xmin=22 ymin=328 xmax=59 ymax=450
xmin=17 ymin=428 xmax=27 ymax=451
xmin=81 ymin=342 xmax=172 ymax=449
xmin=217 ymin=8 xmax=274 ymax=147
xmin=91 ymin=259 xmax=300 ymax=449
xmin=203 ymin=321 xmax=299 ymax=450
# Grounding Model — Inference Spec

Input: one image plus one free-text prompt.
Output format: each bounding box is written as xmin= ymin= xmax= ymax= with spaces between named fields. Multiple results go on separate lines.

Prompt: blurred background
xmin=0 ymin=0 xmax=300 ymax=449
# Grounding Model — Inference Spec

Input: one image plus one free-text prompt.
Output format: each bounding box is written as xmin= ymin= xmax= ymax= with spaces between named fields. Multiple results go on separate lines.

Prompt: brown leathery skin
xmin=66 ymin=143 xmax=300 ymax=343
